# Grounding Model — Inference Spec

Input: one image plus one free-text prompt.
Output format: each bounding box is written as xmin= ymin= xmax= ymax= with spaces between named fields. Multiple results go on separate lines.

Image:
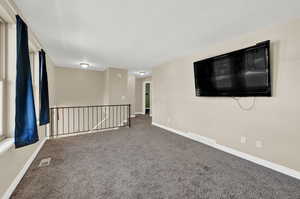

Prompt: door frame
xmin=142 ymin=81 xmax=151 ymax=115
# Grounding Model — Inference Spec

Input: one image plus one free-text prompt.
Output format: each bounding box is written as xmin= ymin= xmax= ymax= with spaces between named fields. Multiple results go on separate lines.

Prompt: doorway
xmin=143 ymin=81 xmax=151 ymax=115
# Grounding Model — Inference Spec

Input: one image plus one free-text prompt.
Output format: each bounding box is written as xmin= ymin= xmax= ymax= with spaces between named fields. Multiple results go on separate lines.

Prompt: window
xmin=0 ymin=19 xmax=6 ymax=141
xmin=0 ymin=12 xmax=42 ymax=147
xmin=0 ymin=81 xmax=3 ymax=141
xmin=29 ymin=51 xmax=39 ymax=122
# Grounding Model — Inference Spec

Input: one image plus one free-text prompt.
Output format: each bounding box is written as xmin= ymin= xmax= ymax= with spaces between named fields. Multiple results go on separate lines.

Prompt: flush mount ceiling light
xmin=80 ymin=63 xmax=89 ymax=68
xmin=139 ymin=71 xmax=146 ymax=76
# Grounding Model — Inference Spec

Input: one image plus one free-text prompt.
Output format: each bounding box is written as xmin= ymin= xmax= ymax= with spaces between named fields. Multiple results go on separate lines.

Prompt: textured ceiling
xmin=15 ymin=0 xmax=300 ymax=71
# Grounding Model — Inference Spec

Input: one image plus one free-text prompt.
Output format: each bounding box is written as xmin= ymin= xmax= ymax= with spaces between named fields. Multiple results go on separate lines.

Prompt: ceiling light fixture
xmin=139 ymin=71 xmax=146 ymax=76
xmin=80 ymin=63 xmax=89 ymax=68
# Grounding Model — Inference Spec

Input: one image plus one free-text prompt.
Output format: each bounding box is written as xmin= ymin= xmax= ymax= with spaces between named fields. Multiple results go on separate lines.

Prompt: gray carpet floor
xmin=12 ymin=115 xmax=300 ymax=199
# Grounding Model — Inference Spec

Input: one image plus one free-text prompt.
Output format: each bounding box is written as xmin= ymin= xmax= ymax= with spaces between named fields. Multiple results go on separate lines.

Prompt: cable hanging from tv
xmin=232 ymin=97 xmax=256 ymax=111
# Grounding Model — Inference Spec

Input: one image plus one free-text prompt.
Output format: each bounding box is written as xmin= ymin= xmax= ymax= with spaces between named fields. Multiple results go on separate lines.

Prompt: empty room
xmin=0 ymin=0 xmax=300 ymax=198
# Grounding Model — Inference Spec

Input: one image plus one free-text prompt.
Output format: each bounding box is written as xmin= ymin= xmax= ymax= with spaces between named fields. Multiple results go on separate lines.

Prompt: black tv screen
xmin=194 ymin=41 xmax=271 ymax=97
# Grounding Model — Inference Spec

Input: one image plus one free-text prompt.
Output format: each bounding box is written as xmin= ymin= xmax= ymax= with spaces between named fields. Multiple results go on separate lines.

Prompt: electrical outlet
xmin=167 ymin=118 xmax=171 ymax=123
xmin=121 ymin=96 xmax=126 ymax=100
xmin=240 ymin=136 xmax=247 ymax=144
xmin=256 ymin=140 xmax=263 ymax=148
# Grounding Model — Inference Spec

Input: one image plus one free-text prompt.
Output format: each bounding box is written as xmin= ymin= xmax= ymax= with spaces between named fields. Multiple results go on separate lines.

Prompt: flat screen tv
xmin=194 ymin=41 xmax=271 ymax=97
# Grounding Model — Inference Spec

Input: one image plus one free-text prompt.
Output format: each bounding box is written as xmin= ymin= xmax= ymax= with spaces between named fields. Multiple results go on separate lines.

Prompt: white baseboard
xmin=2 ymin=138 xmax=48 ymax=199
xmin=135 ymin=112 xmax=144 ymax=115
xmin=152 ymin=122 xmax=300 ymax=180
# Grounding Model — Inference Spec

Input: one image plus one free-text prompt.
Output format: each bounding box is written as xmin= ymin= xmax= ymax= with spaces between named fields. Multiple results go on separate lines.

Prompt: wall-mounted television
xmin=194 ymin=41 xmax=271 ymax=97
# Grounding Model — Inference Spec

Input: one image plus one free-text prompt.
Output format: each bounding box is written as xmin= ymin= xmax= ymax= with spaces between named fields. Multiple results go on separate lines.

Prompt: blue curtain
xmin=39 ymin=49 xmax=50 ymax=125
xmin=15 ymin=15 xmax=39 ymax=148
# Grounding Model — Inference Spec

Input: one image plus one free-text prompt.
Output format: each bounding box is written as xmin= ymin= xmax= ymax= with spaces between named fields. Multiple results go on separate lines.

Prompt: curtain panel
xmin=15 ymin=15 xmax=39 ymax=148
xmin=39 ymin=49 xmax=50 ymax=125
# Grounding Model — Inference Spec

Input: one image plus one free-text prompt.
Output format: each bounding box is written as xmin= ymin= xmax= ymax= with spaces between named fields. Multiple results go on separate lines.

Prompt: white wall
xmin=152 ymin=19 xmax=300 ymax=172
xmin=128 ymin=74 xmax=136 ymax=115
xmin=55 ymin=67 xmax=105 ymax=106
xmin=104 ymin=67 xmax=129 ymax=105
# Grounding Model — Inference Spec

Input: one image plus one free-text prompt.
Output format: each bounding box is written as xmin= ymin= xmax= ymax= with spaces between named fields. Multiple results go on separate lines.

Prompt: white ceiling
xmin=15 ymin=0 xmax=300 ymax=72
